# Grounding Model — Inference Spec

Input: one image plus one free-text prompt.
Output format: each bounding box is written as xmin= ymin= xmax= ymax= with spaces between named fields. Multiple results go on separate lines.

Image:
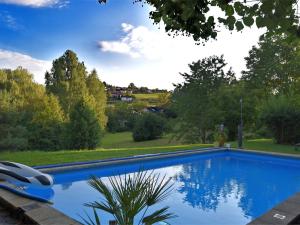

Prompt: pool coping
xmin=247 ymin=191 xmax=300 ymax=225
xmin=36 ymin=147 xmax=226 ymax=173
xmin=1 ymin=147 xmax=300 ymax=225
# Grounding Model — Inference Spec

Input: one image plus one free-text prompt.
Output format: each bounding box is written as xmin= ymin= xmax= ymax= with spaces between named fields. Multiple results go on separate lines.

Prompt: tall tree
xmin=242 ymin=34 xmax=300 ymax=97
xmin=86 ymin=69 xmax=107 ymax=129
xmin=172 ymin=56 xmax=236 ymax=143
xmin=45 ymin=50 xmax=89 ymax=114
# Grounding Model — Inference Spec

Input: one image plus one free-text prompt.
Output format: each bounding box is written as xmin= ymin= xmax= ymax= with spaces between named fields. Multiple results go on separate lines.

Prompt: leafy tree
xmin=0 ymin=111 xmax=28 ymax=151
xmin=157 ymin=92 xmax=171 ymax=108
xmin=100 ymin=0 xmax=300 ymax=41
xmin=84 ymin=171 xmax=175 ymax=225
xmin=86 ymin=69 xmax=108 ymax=129
xmin=172 ymin=56 xmax=236 ymax=143
xmin=242 ymin=34 xmax=300 ymax=97
xmin=69 ymin=99 xmax=102 ymax=150
xmin=133 ymin=113 xmax=166 ymax=142
xmin=106 ymin=103 xmax=136 ymax=133
xmin=260 ymin=95 xmax=300 ymax=144
xmin=28 ymin=94 xmax=66 ymax=150
xmin=127 ymin=82 xmax=138 ymax=93
xmin=0 ymin=68 xmax=66 ymax=151
xmin=45 ymin=50 xmax=89 ymax=114
xmin=216 ymin=81 xmax=258 ymax=141
xmin=46 ymin=51 xmax=107 ymax=131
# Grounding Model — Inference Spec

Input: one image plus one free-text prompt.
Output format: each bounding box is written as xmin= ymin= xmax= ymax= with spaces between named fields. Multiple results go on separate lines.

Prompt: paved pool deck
xmin=0 ymin=204 xmax=23 ymax=225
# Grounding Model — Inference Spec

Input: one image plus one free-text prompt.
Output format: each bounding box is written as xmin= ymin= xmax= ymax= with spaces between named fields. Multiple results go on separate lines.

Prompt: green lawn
xmin=102 ymin=132 xmax=183 ymax=149
xmin=133 ymin=93 xmax=163 ymax=100
xmin=0 ymin=132 xmax=298 ymax=167
xmin=0 ymin=144 xmax=212 ymax=167
xmin=230 ymin=138 xmax=298 ymax=154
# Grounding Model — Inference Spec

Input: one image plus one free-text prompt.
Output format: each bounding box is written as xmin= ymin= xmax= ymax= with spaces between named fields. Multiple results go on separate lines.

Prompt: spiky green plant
xmin=84 ymin=171 xmax=176 ymax=225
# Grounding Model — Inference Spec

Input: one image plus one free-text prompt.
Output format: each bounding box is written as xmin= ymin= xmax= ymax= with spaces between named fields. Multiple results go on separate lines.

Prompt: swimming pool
xmin=27 ymin=150 xmax=300 ymax=225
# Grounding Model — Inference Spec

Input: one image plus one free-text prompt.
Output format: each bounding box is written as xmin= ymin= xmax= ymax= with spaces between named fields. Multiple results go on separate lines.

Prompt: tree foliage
xmin=260 ymin=95 xmax=300 ymax=144
xmin=0 ymin=68 xmax=65 ymax=150
xmin=133 ymin=113 xmax=166 ymax=142
xmin=45 ymin=50 xmax=88 ymax=114
xmin=45 ymin=50 xmax=107 ymax=130
xmin=86 ymin=69 xmax=108 ymax=129
xmin=242 ymin=34 xmax=300 ymax=97
xmin=101 ymin=0 xmax=300 ymax=42
xmin=68 ymin=99 xmax=102 ymax=150
xmin=172 ymin=56 xmax=237 ymax=143
xmin=0 ymin=50 xmax=107 ymax=151
xmin=106 ymin=103 xmax=137 ymax=133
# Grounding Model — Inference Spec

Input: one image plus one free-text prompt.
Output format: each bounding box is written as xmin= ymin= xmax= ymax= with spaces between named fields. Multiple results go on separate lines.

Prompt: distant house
xmin=121 ymin=96 xmax=133 ymax=102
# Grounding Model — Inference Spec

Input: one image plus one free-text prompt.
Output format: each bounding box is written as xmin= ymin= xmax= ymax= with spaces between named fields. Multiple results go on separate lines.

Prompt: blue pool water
xmin=27 ymin=150 xmax=300 ymax=225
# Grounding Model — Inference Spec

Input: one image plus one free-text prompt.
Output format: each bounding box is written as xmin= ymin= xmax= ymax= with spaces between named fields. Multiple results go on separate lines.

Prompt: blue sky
xmin=0 ymin=0 xmax=263 ymax=89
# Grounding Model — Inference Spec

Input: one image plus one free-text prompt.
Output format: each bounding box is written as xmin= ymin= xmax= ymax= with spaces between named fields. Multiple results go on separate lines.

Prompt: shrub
xmin=106 ymin=103 xmax=136 ymax=133
xmin=69 ymin=99 xmax=102 ymax=149
xmin=0 ymin=112 xmax=29 ymax=151
xmin=260 ymin=95 xmax=300 ymax=144
xmin=28 ymin=122 xmax=66 ymax=150
xmin=132 ymin=113 xmax=166 ymax=142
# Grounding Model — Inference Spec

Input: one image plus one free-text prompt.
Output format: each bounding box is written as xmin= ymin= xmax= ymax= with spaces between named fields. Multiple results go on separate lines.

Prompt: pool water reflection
xmin=28 ymin=151 xmax=300 ymax=225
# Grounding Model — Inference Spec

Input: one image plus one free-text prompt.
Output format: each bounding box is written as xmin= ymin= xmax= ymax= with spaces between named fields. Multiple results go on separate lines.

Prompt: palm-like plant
xmin=83 ymin=171 xmax=176 ymax=225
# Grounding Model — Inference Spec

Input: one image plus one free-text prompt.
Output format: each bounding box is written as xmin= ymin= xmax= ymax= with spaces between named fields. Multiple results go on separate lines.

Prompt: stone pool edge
xmin=37 ymin=147 xmax=226 ymax=173
xmin=0 ymin=184 xmax=82 ymax=225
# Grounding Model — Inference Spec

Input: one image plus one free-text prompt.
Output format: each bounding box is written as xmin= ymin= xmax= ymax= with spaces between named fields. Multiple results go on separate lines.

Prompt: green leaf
xmin=227 ymin=16 xmax=236 ymax=30
xmin=243 ymin=16 xmax=254 ymax=27
xmin=235 ymin=21 xmax=244 ymax=31
xmin=256 ymin=17 xmax=265 ymax=28
xmin=234 ymin=2 xmax=245 ymax=16
xmin=225 ymin=5 xmax=234 ymax=16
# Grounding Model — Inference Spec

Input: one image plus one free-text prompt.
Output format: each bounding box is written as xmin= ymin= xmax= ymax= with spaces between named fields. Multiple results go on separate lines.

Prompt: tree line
xmin=171 ymin=33 xmax=300 ymax=145
xmin=1 ymin=32 xmax=300 ymax=151
xmin=0 ymin=50 xmax=107 ymax=151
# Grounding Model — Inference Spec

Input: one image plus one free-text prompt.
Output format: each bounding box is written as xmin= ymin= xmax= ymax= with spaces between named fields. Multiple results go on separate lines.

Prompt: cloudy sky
xmin=0 ymin=0 xmax=264 ymax=89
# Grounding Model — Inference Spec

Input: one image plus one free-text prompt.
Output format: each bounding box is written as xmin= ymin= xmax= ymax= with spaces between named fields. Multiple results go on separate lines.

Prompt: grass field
xmin=133 ymin=93 xmax=163 ymax=100
xmin=102 ymin=132 xmax=183 ymax=148
xmin=0 ymin=132 xmax=298 ymax=167
xmin=230 ymin=139 xmax=298 ymax=154
xmin=0 ymin=144 xmax=212 ymax=166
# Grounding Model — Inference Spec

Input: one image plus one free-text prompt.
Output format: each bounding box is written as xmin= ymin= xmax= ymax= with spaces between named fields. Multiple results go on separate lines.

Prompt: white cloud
xmin=98 ymin=23 xmax=264 ymax=89
xmin=0 ymin=11 xmax=21 ymax=30
xmin=0 ymin=49 xmax=51 ymax=84
xmin=0 ymin=0 xmax=68 ymax=7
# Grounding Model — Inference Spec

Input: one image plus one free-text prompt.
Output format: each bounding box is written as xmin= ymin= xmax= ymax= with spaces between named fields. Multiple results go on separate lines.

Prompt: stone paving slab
xmin=0 ymin=204 xmax=24 ymax=225
xmin=0 ymin=187 xmax=81 ymax=225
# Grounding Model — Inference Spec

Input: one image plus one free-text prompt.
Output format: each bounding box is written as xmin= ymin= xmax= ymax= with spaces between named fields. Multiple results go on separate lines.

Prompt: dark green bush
xmin=106 ymin=103 xmax=136 ymax=133
xmin=0 ymin=112 xmax=29 ymax=151
xmin=132 ymin=113 xmax=166 ymax=142
xmin=28 ymin=122 xmax=66 ymax=150
xmin=69 ymin=100 xmax=102 ymax=149
xmin=261 ymin=96 xmax=300 ymax=144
